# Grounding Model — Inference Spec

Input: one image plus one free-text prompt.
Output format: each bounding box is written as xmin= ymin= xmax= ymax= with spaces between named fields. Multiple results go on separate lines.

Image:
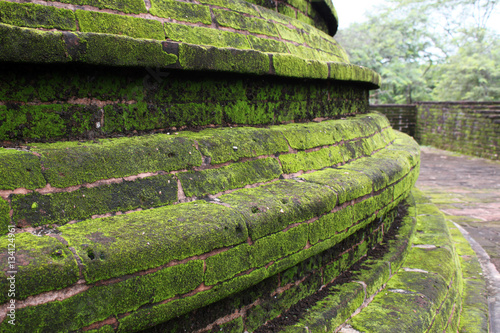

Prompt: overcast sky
xmin=333 ymin=0 xmax=500 ymax=32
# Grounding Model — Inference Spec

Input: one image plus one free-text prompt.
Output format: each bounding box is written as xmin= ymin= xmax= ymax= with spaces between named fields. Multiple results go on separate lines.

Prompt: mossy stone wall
xmin=372 ymin=102 xmax=500 ymax=160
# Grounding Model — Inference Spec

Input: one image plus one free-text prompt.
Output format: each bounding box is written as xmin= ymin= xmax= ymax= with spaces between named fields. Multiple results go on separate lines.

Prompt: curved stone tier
xmin=0 ymin=114 xmax=420 ymax=331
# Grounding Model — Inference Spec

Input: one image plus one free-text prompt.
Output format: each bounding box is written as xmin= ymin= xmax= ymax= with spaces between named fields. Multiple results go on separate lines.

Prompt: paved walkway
xmin=416 ymin=146 xmax=500 ymax=330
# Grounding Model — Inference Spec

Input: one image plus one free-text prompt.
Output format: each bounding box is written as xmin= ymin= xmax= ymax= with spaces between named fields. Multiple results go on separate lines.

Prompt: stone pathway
xmin=416 ymin=146 xmax=500 ymax=331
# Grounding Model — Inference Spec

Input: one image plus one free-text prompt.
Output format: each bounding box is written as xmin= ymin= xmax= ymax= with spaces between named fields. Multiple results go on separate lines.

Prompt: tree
xmin=335 ymin=0 xmax=499 ymax=103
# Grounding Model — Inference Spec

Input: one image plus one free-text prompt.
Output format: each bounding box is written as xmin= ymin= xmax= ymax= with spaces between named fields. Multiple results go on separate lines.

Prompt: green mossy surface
xmin=47 ymin=0 xmax=146 ymax=14
xmin=338 ymin=157 xmax=391 ymax=191
xmin=273 ymin=54 xmax=328 ymax=79
xmin=0 ymin=232 xmax=78 ymax=303
xmin=32 ymin=134 xmax=201 ymax=188
xmin=247 ymin=35 xmax=289 ymax=53
xmin=5 ymin=260 xmax=202 ymax=332
xmin=192 ymin=127 xmax=288 ymax=164
xmin=209 ymin=316 xmax=245 ymax=333
xmin=59 ymin=201 xmax=248 ymax=283
xmin=0 ymin=23 xmax=68 ymax=63
xmin=179 ymin=158 xmax=282 ymax=197
xmin=76 ymin=10 xmax=164 ymax=40
xmin=219 ymin=180 xmax=336 ymax=239
xmin=301 ymin=168 xmax=373 ymax=205
xmin=205 ymin=244 xmax=252 ymax=285
xmin=309 ymin=206 xmax=353 ymax=244
xmin=279 ymin=145 xmax=343 ymax=173
xmin=117 ymin=267 xmax=269 ymax=332
xmin=12 ymin=174 xmax=177 ymax=226
xmin=460 ymin=280 xmax=489 ymax=332
xmin=164 ymin=23 xmax=250 ymax=49
xmin=0 ymin=1 xmax=76 ymax=30
xmin=250 ymin=223 xmax=308 ymax=267
xmin=0 ymin=148 xmax=46 ymax=190
xmin=214 ymin=9 xmax=279 ymax=37
xmin=75 ymin=33 xmax=177 ymax=67
xmin=179 ymin=44 xmax=269 ymax=74
xmin=198 ymin=0 xmax=259 ymax=16
xmin=150 ymin=0 xmax=211 ymax=24
xmin=282 ymin=282 xmax=365 ymax=333
xmin=0 ymin=199 xmax=9 ymax=235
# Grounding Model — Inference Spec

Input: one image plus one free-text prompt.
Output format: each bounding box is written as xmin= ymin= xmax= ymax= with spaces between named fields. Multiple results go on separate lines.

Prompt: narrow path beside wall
xmin=416 ymin=146 xmax=500 ymax=331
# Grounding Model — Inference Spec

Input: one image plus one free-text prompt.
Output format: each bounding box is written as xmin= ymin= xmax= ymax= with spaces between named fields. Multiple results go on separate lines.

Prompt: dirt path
xmin=416 ymin=146 xmax=500 ymax=330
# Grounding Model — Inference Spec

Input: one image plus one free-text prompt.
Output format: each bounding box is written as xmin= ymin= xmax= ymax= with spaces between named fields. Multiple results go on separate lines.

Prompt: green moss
xmin=309 ymin=206 xmax=353 ymax=244
xmin=209 ymin=316 xmax=245 ymax=333
xmin=353 ymin=260 xmax=391 ymax=296
xmin=404 ymin=247 xmax=456 ymax=284
xmin=179 ymin=44 xmax=269 ymax=74
xmin=48 ymin=0 xmax=146 ymax=14
xmin=0 ymin=23 xmax=69 ymax=63
xmin=32 ymin=134 xmax=201 ymax=188
xmin=277 ymin=3 xmax=297 ymax=21
xmin=250 ymin=223 xmax=308 ymax=267
xmin=191 ymin=127 xmax=288 ymax=164
xmin=219 ymin=179 xmax=336 ymax=239
xmin=460 ymin=280 xmax=489 ymax=332
xmin=117 ymin=267 xmax=269 ymax=332
xmin=0 ymin=199 xmax=10 ymax=235
xmin=12 ymin=174 xmax=177 ymax=227
xmin=75 ymin=32 xmax=177 ymax=67
xmin=0 ymin=148 xmax=46 ymax=190
xmin=247 ymin=35 xmax=289 ymax=53
xmin=282 ymin=282 xmax=365 ymax=333
xmin=273 ymin=120 xmax=344 ymax=149
xmin=279 ymin=145 xmax=344 ymax=173
xmin=0 ymin=2 xmax=76 ymax=30
xmin=60 ymin=201 xmax=247 ymax=283
xmin=178 ymin=158 xmax=282 ymax=197
xmin=76 ymin=10 xmax=164 ymax=40
xmin=205 ymin=244 xmax=251 ymax=285
xmin=273 ymin=54 xmax=328 ymax=79
xmin=150 ymin=0 xmax=211 ymax=24
xmin=198 ymin=0 xmax=259 ymax=16
xmin=164 ymin=23 xmax=250 ymax=49
xmin=301 ymin=168 xmax=373 ymax=205
xmin=214 ymin=9 xmax=279 ymax=37
xmin=0 ymin=232 xmax=79 ymax=302
xmin=5 ymin=260 xmax=203 ymax=332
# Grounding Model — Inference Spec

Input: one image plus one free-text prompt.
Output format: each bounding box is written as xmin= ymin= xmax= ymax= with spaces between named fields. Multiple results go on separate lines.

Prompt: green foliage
xmin=336 ymin=0 xmax=500 ymax=103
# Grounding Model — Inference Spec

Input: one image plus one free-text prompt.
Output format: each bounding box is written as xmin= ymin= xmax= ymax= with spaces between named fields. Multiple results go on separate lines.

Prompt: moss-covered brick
xmin=338 ymin=157 xmax=390 ymax=191
xmin=349 ymin=271 xmax=448 ymax=332
xmin=0 ymin=232 xmax=78 ymax=302
xmin=179 ymin=44 xmax=269 ymax=74
xmin=275 ymin=23 xmax=302 ymax=43
xmin=86 ymin=325 xmax=115 ymax=333
xmin=209 ymin=316 xmax=244 ymax=333
xmin=74 ymin=32 xmax=177 ymax=67
xmin=273 ymin=54 xmax=328 ymax=79
xmin=279 ymin=145 xmax=343 ymax=173
xmin=178 ymin=158 xmax=282 ymax=197
xmin=220 ymin=179 xmax=336 ymax=240
xmin=277 ymin=3 xmax=297 ymax=21
xmin=198 ymin=0 xmax=259 ymax=15
xmin=0 ymin=23 xmax=69 ymax=64
xmin=273 ymin=120 xmax=345 ymax=149
xmin=150 ymin=0 xmax=211 ymax=24
xmin=47 ymin=0 xmax=146 ymax=14
xmin=309 ymin=206 xmax=353 ymax=244
xmin=117 ymin=267 xmax=269 ymax=332
xmin=32 ymin=134 xmax=201 ymax=188
xmin=12 ymin=174 xmax=177 ymax=227
xmin=76 ymin=10 xmax=164 ymax=40
xmin=247 ymin=35 xmax=289 ymax=53
xmin=0 ymin=148 xmax=46 ymax=190
xmin=250 ymin=223 xmax=308 ymax=267
xmin=60 ymin=201 xmax=247 ymax=283
xmin=205 ymin=244 xmax=251 ymax=285
xmin=164 ymin=23 xmax=250 ymax=49
xmin=192 ymin=126 xmax=288 ymax=164
xmin=0 ymin=199 xmax=10 ymax=236
xmin=460 ymin=279 xmax=489 ymax=332
xmin=301 ymin=168 xmax=373 ymax=205
xmin=403 ymin=247 xmax=456 ymax=283
xmin=353 ymin=260 xmax=391 ymax=296
xmin=281 ymin=282 xmax=365 ymax=333
xmin=214 ymin=9 xmax=279 ymax=37
xmin=0 ymin=2 xmax=76 ymax=30
xmin=4 ymin=260 xmax=203 ymax=332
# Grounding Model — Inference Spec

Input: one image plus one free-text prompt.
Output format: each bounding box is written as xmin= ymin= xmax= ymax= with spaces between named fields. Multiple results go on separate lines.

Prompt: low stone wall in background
xmin=371 ymin=101 xmax=500 ymax=160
